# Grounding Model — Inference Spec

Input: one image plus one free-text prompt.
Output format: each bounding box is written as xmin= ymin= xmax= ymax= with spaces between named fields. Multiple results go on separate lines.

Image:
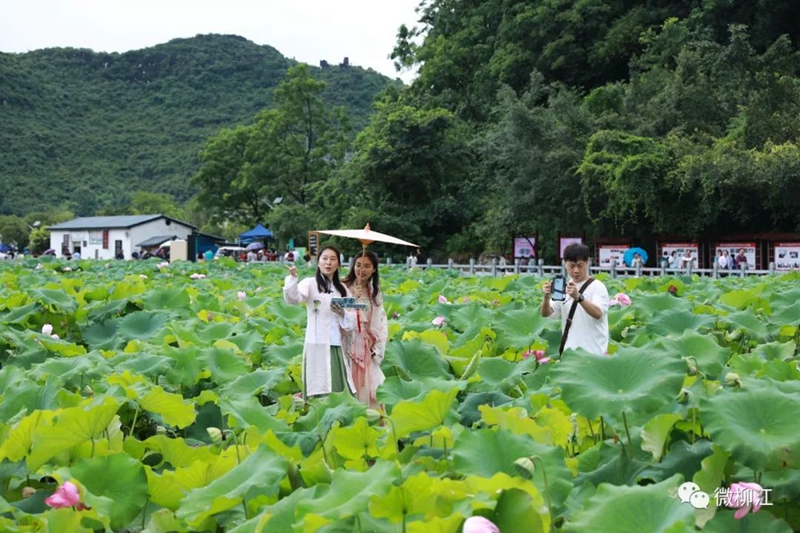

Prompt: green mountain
xmin=0 ymin=34 xmax=398 ymax=216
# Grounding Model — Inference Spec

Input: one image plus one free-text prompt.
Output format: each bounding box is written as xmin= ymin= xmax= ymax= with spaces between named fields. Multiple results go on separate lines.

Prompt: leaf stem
xmin=622 ymin=411 xmax=633 ymax=459
xmin=531 ymin=455 xmax=554 ymax=533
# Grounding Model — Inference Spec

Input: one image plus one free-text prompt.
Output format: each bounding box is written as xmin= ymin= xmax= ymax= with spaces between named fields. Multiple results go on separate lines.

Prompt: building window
xmin=103 ymin=230 xmax=109 ymax=249
xmin=115 ymin=240 xmax=123 ymax=259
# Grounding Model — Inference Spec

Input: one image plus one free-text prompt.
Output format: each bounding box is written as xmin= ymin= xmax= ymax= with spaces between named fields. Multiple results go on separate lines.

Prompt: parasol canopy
xmin=315 ymin=224 xmax=418 ymax=248
xmin=623 ymin=247 xmax=649 ymax=267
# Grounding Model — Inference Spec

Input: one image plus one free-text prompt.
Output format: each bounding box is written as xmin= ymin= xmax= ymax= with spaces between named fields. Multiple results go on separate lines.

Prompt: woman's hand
xmin=287 ymin=265 xmax=297 ymax=277
xmin=330 ymin=302 xmax=344 ymax=317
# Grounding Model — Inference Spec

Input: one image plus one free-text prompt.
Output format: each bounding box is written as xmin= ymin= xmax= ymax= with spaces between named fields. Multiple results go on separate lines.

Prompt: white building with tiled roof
xmin=48 ymin=214 xmax=195 ymax=260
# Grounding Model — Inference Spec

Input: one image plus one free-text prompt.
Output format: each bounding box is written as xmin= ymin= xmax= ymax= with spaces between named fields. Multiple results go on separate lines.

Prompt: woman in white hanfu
xmin=284 ymin=246 xmax=356 ymax=398
xmin=342 ymin=250 xmax=388 ymax=409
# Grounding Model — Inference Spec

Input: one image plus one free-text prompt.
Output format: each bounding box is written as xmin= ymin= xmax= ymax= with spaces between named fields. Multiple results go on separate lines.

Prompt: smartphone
xmin=551 ymin=275 xmax=566 ymax=301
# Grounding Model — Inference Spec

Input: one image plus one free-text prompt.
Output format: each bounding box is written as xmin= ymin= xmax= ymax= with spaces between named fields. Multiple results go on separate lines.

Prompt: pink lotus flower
xmin=157 ymin=261 xmax=170 ymax=269
xmin=256 ymin=286 xmax=263 ymax=292
xmin=42 ymin=324 xmax=53 ymax=335
xmin=463 ymin=516 xmax=500 ymax=533
xmin=237 ymin=291 xmax=246 ymax=300
xmin=51 ymin=334 xmax=59 ymax=340
xmin=63 ymin=267 xmax=72 ymax=272
xmin=45 ymin=481 xmax=87 ymax=510
xmin=439 ymin=295 xmax=449 ymax=304
xmin=189 ymin=273 xmax=206 ymax=280
xmin=609 ymin=293 xmax=632 ymax=307
xmin=727 ymin=482 xmax=765 ymax=519
xmin=522 ymin=349 xmax=551 ymax=364
xmin=35 ymin=263 xmax=43 ymax=270
xmin=392 ymin=311 xmax=400 ymax=319
xmin=432 ymin=316 xmax=446 ymax=327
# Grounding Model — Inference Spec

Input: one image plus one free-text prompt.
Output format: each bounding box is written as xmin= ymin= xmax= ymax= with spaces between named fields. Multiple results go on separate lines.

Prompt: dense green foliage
xmin=0 ymin=260 xmax=799 ymax=531
xmin=370 ymin=0 xmax=800 ymax=257
xmin=0 ymin=34 xmax=397 ymax=217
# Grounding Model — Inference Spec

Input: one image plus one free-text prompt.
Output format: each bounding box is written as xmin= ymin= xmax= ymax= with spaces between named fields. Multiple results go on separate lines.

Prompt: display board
xmin=598 ymin=245 xmax=630 ymax=267
xmin=714 ymin=242 xmax=756 ymax=269
xmin=513 ymin=237 xmax=537 ymax=258
xmin=775 ymin=242 xmax=800 ymax=271
xmin=662 ymin=242 xmax=699 ymax=268
xmin=559 ymin=237 xmax=583 ymax=260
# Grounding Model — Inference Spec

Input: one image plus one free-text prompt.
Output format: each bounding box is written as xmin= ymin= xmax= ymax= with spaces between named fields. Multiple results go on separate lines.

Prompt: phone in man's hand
xmin=551 ymin=275 xmax=566 ymax=301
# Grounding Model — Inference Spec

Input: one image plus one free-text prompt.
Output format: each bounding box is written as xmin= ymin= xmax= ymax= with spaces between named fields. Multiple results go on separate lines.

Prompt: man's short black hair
xmin=563 ymin=243 xmax=590 ymax=262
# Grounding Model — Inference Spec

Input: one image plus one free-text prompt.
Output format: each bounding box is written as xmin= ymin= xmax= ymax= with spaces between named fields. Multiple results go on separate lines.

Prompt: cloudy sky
xmin=0 ymin=0 xmax=422 ymax=81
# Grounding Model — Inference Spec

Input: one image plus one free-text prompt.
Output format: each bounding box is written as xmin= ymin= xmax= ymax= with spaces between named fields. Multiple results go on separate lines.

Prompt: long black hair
xmin=315 ymin=245 xmax=347 ymax=296
xmin=344 ymin=250 xmax=381 ymax=304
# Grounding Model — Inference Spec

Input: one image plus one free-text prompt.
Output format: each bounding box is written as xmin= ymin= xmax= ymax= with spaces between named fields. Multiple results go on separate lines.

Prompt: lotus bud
xmin=687 ymin=361 xmax=698 ymax=376
xmin=366 ymin=409 xmax=383 ymax=425
xmin=292 ymin=395 xmax=305 ymax=412
xmin=22 ymin=487 xmax=36 ymax=498
xmin=460 ymin=351 xmax=482 ymax=381
xmin=463 ymin=516 xmax=500 ymax=533
xmin=513 ymin=456 xmax=536 ymax=480
xmin=724 ymin=372 xmax=742 ymax=388
xmin=725 ymin=329 xmax=742 ymax=342
xmin=676 ymin=388 xmax=690 ymax=404
xmin=41 ymin=324 xmax=54 ymax=335
xmin=207 ymin=427 xmax=224 ymax=446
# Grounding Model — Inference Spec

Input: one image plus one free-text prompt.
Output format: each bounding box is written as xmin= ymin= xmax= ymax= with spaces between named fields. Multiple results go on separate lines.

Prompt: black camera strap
xmin=559 ymin=278 xmax=596 ymax=355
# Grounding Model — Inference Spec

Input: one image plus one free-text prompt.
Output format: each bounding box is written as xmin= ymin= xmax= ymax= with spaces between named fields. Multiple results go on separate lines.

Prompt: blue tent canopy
xmin=0 ymin=243 xmax=15 ymax=253
xmin=239 ymin=224 xmax=273 ymax=240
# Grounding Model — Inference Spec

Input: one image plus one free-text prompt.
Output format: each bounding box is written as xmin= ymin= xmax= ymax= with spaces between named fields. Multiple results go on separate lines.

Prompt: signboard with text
xmin=598 ymin=245 xmax=630 ymax=266
xmin=775 ymin=242 xmax=800 ymax=271
xmin=715 ymin=242 xmax=756 ymax=269
xmin=662 ymin=242 xmax=699 ymax=268
xmin=513 ymin=237 xmax=537 ymax=258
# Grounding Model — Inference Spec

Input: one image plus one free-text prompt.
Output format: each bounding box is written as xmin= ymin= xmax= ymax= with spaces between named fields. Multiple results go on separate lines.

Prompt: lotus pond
xmin=0 ymin=258 xmax=799 ymax=532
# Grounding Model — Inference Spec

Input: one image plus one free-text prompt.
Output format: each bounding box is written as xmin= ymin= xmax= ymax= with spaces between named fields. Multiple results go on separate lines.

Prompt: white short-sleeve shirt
xmin=551 ymin=278 xmax=610 ymax=355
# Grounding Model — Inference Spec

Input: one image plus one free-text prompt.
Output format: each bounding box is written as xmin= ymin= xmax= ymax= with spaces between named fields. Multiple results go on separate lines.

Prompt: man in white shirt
xmin=541 ymin=243 xmax=610 ymax=355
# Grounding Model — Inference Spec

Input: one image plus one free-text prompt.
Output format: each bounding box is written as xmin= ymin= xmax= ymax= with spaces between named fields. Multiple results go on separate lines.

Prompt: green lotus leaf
xmin=0 ymin=368 xmax=61 ymax=421
xmin=658 ymin=329 xmax=730 ymax=377
xmin=39 ymin=336 xmax=87 ymax=357
xmin=198 ymin=347 xmax=251 ymax=385
xmin=27 ymin=396 xmax=120 ymax=470
xmin=700 ymin=378 xmax=800 ymax=470
xmin=562 ymin=475 xmax=693 ymax=533
xmin=143 ymin=286 xmax=191 ymax=311
xmin=476 ymin=356 xmax=538 ymax=394
xmin=448 ymin=303 xmax=495 ymax=333
xmin=296 ymin=461 xmax=397 ymax=522
xmin=225 ymin=330 xmax=264 ymax=356
xmin=575 ymin=442 xmax=649 ymax=487
xmin=389 ymin=387 xmax=459 ymax=438
xmin=108 ymin=351 xmax=174 ymax=378
xmin=645 ymin=308 xmax=716 ymax=337
xmin=633 ymin=293 xmax=692 ymax=318
xmin=331 ymin=417 xmax=382 ymax=463
xmin=641 ymin=413 xmax=683 ymax=461
xmin=551 ymin=346 xmax=686 ymax=420
xmin=71 ymin=452 xmax=149 ymax=530
xmin=263 ymin=340 xmax=304 ymax=366
xmin=176 ymin=445 xmax=289 ymax=528
xmin=407 ymin=514 xmax=464 ymax=533
xmin=140 ymin=435 xmax=217 ymax=468
xmin=140 ymin=386 xmax=196 ymax=428
xmin=494 ymin=308 xmax=553 ymax=352
xmin=117 ymin=311 xmax=169 ymax=341
xmin=494 ymin=487 xmax=550 ymax=533
xmin=264 ymin=300 xmax=306 ymax=326
xmin=457 ymin=391 xmax=515 ymax=427
xmin=769 ymin=300 xmax=800 ymax=328
xmin=81 ymin=320 xmax=123 ymax=350
xmin=720 ymin=310 xmax=769 ymax=341
xmin=218 ymin=368 xmax=287 ymax=400
xmin=40 ymin=508 xmax=93 ymax=532
xmin=28 ymin=289 xmax=77 ymax=313
xmin=83 ymin=298 xmax=129 ymax=323
xmin=377 ymin=376 xmax=465 ymax=409
xmin=452 ymin=428 xmax=574 ymax=509
xmin=0 ymin=302 xmax=39 ymax=325
xmin=219 ymin=396 xmax=291 ymax=433
xmin=226 ymin=487 xmax=314 ymax=533
xmin=143 ymin=507 xmax=187 ymax=532
xmin=294 ymin=392 xmax=364 ymax=436
xmin=369 ymin=471 xmax=438 ymax=523
xmin=754 ymin=341 xmax=797 ymax=362
xmin=702 ymin=507 xmax=793 ymax=533
xmin=30 ymin=352 xmax=111 ymax=389
xmin=449 ymin=326 xmax=495 ymax=359
xmin=384 ymin=339 xmax=451 ymax=379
